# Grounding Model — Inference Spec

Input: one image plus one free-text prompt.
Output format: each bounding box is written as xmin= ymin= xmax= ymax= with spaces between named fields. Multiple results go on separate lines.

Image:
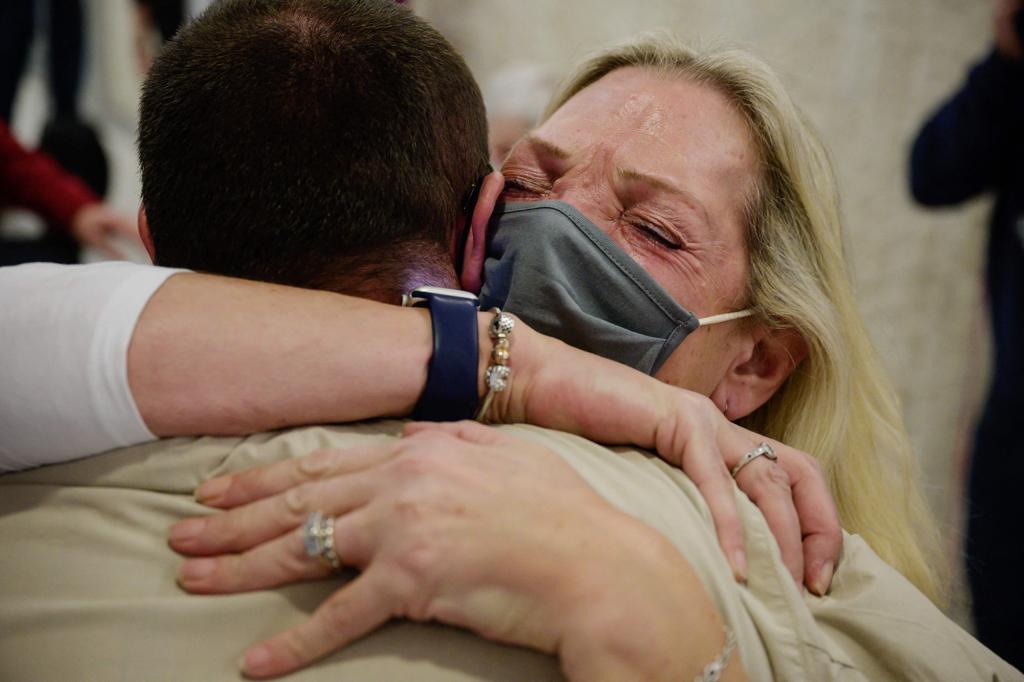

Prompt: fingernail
xmin=241 ymin=645 xmax=272 ymax=675
xmin=169 ymin=517 xmax=205 ymax=544
xmin=179 ymin=558 xmax=216 ymax=583
xmin=811 ymin=561 xmax=833 ymax=596
xmin=731 ymin=549 xmax=748 ymax=583
xmin=196 ymin=477 xmax=230 ymax=504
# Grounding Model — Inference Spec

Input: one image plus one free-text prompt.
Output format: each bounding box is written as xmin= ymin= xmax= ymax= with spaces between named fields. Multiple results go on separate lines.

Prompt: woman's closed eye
xmin=503 ymin=176 xmax=550 ymax=198
xmin=630 ymin=218 xmax=684 ymax=250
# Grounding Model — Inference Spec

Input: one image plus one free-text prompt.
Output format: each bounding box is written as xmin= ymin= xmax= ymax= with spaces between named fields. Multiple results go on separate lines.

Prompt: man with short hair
xmin=138 ymin=0 xmax=490 ymax=302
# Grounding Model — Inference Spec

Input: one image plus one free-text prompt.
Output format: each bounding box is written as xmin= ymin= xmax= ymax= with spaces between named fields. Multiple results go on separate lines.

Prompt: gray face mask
xmin=479 ymin=200 xmax=751 ymax=375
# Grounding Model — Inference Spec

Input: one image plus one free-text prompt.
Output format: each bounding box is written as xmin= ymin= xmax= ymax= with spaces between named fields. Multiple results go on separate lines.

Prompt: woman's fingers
xmin=178 ymin=525 xmax=327 ymax=593
xmin=196 ymin=442 xmax=401 ymax=509
xmin=733 ymin=460 xmax=804 ymax=586
xmin=178 ymin=509 xmax=374 ymax=594
xmin=781 ymin=450 xmax=842 ymax=594
xmin=726 ymin=427 xmax=842 ymax=594
xmin=239 ymin=568 xmax=395 ymax=679
xmin=171 ymin=470 xmax=377 ymax=556
xmin=678 ymin=428 xmax=747 ymax=582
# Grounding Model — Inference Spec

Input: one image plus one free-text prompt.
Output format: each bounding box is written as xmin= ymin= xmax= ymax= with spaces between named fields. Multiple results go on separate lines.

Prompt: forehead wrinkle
xmin=614 ymin=92 xmax=665 ymax=138
xmin=615 ymin=92 xmax=654 ymax=118
xmin=640 ymin=108 xmax=663 ymax=136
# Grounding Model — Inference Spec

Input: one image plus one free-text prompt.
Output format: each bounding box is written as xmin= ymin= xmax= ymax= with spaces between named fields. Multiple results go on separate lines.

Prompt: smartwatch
xmin=402 ymin=286 xmax=480 ymax=421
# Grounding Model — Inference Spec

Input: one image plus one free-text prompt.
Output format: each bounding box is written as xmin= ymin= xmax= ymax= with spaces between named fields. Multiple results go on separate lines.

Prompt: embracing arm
xmin=129 ymin=271 xmax=437 ymax=435
xmin=2 ymin=262 xmax=838 ymax=590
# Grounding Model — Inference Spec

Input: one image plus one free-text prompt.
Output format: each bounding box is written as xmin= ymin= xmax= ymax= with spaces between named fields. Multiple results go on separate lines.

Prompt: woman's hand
xmin=171 ymin=422 xmax=743 ymax=681
xmin=498 ymin=326 xmax=842 ymax=594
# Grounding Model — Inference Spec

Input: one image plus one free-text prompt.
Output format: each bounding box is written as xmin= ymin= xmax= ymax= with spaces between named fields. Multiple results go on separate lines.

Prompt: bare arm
xmin=128 ymin=272 xmax=437 ymax=435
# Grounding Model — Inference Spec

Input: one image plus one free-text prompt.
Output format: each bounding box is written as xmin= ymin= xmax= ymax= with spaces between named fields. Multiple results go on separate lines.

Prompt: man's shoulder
xmin=0 ymin=420 xmax=408 ymax=493
xmin=498 ymin=424 xmax=708 ymax=528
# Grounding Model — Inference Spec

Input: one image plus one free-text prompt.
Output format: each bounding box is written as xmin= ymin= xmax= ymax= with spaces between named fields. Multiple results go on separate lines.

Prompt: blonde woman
xmin=525 ymin=37 xmax=943 ymax=602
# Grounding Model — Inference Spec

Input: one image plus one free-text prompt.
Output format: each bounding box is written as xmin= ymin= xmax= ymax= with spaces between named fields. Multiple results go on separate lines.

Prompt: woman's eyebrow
xmin=616 ymin=167 xmax=711 ymax=228
xmin=522 ymin=135 xmax=573 ymax=160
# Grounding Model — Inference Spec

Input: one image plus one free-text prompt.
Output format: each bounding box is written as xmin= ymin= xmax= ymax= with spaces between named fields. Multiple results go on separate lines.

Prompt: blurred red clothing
xmin=0 ymin=119 xmax=98 ymax=229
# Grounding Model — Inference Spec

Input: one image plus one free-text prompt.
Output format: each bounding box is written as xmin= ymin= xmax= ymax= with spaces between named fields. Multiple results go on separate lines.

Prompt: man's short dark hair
xmin=139 ymin=0 xmax=489 ymax=294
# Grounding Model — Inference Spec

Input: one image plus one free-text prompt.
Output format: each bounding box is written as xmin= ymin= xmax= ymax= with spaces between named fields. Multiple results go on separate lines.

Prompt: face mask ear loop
xmin=696 ymin=309 xmax=754 ymax=327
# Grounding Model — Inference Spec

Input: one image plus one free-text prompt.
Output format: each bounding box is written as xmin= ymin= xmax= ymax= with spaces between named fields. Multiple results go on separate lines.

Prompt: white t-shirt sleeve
xmin=0 ymin=262 xmax=184 ymax=472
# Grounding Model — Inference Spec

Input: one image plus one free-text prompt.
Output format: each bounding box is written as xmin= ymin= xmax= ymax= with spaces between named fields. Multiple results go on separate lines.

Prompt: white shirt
xmin=0 ymin=262 xmax=180 ymax=472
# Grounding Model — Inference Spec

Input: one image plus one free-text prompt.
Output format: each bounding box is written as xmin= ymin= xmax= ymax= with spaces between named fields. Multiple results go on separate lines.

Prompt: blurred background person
xmin=0 ymin=0 xmax=137 ymax=263
xmin=1 ymin=0 xmax=84 ymax=123
xmin=0 ymin=119 xmax=135 ymax=263
xmin=908 ymin=0 xmax=1024 ymax=668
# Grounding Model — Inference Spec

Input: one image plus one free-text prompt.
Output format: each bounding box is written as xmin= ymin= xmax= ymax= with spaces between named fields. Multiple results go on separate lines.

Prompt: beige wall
xmin=416 ymin=0 xmax=997 ymax=617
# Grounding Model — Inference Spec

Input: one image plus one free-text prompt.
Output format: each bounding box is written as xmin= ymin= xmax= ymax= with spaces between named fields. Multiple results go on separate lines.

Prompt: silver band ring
xmin=730 ymin=442 xmax=777 ymax=478
xmin=303 ymin=511 xmax=341 ymax=570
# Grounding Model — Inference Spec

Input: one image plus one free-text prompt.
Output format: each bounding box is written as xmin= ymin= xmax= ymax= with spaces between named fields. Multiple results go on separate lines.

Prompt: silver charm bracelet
xmin=694 ymin=626 xmax=736 ymax=682
xmin=475 ymin=308 xmax=514 ymax=423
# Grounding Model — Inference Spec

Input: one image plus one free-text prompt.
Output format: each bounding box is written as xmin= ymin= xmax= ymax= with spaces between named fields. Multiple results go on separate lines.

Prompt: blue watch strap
xmin=409 ymin=288 xmax=480 ymax=421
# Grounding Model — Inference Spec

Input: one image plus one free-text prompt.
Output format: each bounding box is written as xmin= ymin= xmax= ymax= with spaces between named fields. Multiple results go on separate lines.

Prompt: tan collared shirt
xmin=1 ymin=422 xmax=1018 ymax=681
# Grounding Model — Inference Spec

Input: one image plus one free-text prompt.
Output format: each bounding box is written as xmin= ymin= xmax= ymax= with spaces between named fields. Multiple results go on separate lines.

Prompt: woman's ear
xmin=459 ymin=171 xmax=504 ymax=293
xmin=711 ymin=327 xmax=807 ymax=420
xmin=138 ymin=204 xmax=157 ymax=263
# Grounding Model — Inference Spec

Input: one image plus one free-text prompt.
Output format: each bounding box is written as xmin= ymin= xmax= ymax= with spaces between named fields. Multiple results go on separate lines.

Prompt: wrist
xmin=558 ymin=516 xmax=738 ymax=682
xmin=406 ymin=287 xmax=482 ymax=421
xmin=484 ymin=320 xmax=674 ymax=451
xmin=478 ymin=311 xmax=541 ymax=424
xmin=561 ymin=520 xmax=737 ymax=679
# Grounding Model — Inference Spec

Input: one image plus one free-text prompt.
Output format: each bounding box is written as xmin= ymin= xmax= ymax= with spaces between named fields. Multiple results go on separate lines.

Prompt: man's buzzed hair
xmin=139 ymin=0 xmax=489 ymax=298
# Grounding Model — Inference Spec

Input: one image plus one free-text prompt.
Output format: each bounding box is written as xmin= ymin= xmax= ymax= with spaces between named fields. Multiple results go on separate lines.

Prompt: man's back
xmin=0 ymin=423 xmax=1016 ymax=680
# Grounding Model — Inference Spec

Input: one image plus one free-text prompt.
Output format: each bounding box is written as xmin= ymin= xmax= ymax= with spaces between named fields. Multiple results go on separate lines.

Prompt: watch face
xmin=403 ymin=286 xmax=480 ymax=307
xmin=413 ymin=286 xmax=479 ymax=300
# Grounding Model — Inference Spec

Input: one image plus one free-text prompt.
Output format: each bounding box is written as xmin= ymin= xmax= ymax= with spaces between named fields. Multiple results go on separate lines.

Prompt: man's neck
xmin=398 ymin=266 xmax=460 ymax=296
xmin=316 ymin=240 xmax=461 ymax=305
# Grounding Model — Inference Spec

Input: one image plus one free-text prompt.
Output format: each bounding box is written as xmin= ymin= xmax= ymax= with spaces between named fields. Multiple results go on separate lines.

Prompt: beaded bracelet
xmin=475 ymin=308 xmax=514 ymax=423
xmin=694 ymin=626 xmax=736 ymax=682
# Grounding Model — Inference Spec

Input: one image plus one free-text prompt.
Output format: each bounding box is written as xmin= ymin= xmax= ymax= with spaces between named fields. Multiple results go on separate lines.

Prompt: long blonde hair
xmin=546 ymin=37 xmax=944 ymax=604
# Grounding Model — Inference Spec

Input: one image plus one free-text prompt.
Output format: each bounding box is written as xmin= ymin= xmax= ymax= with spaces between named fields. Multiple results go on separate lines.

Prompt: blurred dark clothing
xmin=910 ymin=48 xmax=1024 ymax=669
xmin=0 ymin=120 xmax=98 ymax=265
xmin=0 ymin=0 xmax=84 ymax=121
xmin=39 ymin=117 xmax=109 ymax=198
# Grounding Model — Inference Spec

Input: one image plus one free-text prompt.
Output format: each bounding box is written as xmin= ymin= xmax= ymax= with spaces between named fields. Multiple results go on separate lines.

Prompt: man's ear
xmin=138 ymin=204 xmax=157 ymax=263
xmin=710 ymin=327 xmax=808 ymax=420
xmin=459 ymin=170 xmax=503 ymax=293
